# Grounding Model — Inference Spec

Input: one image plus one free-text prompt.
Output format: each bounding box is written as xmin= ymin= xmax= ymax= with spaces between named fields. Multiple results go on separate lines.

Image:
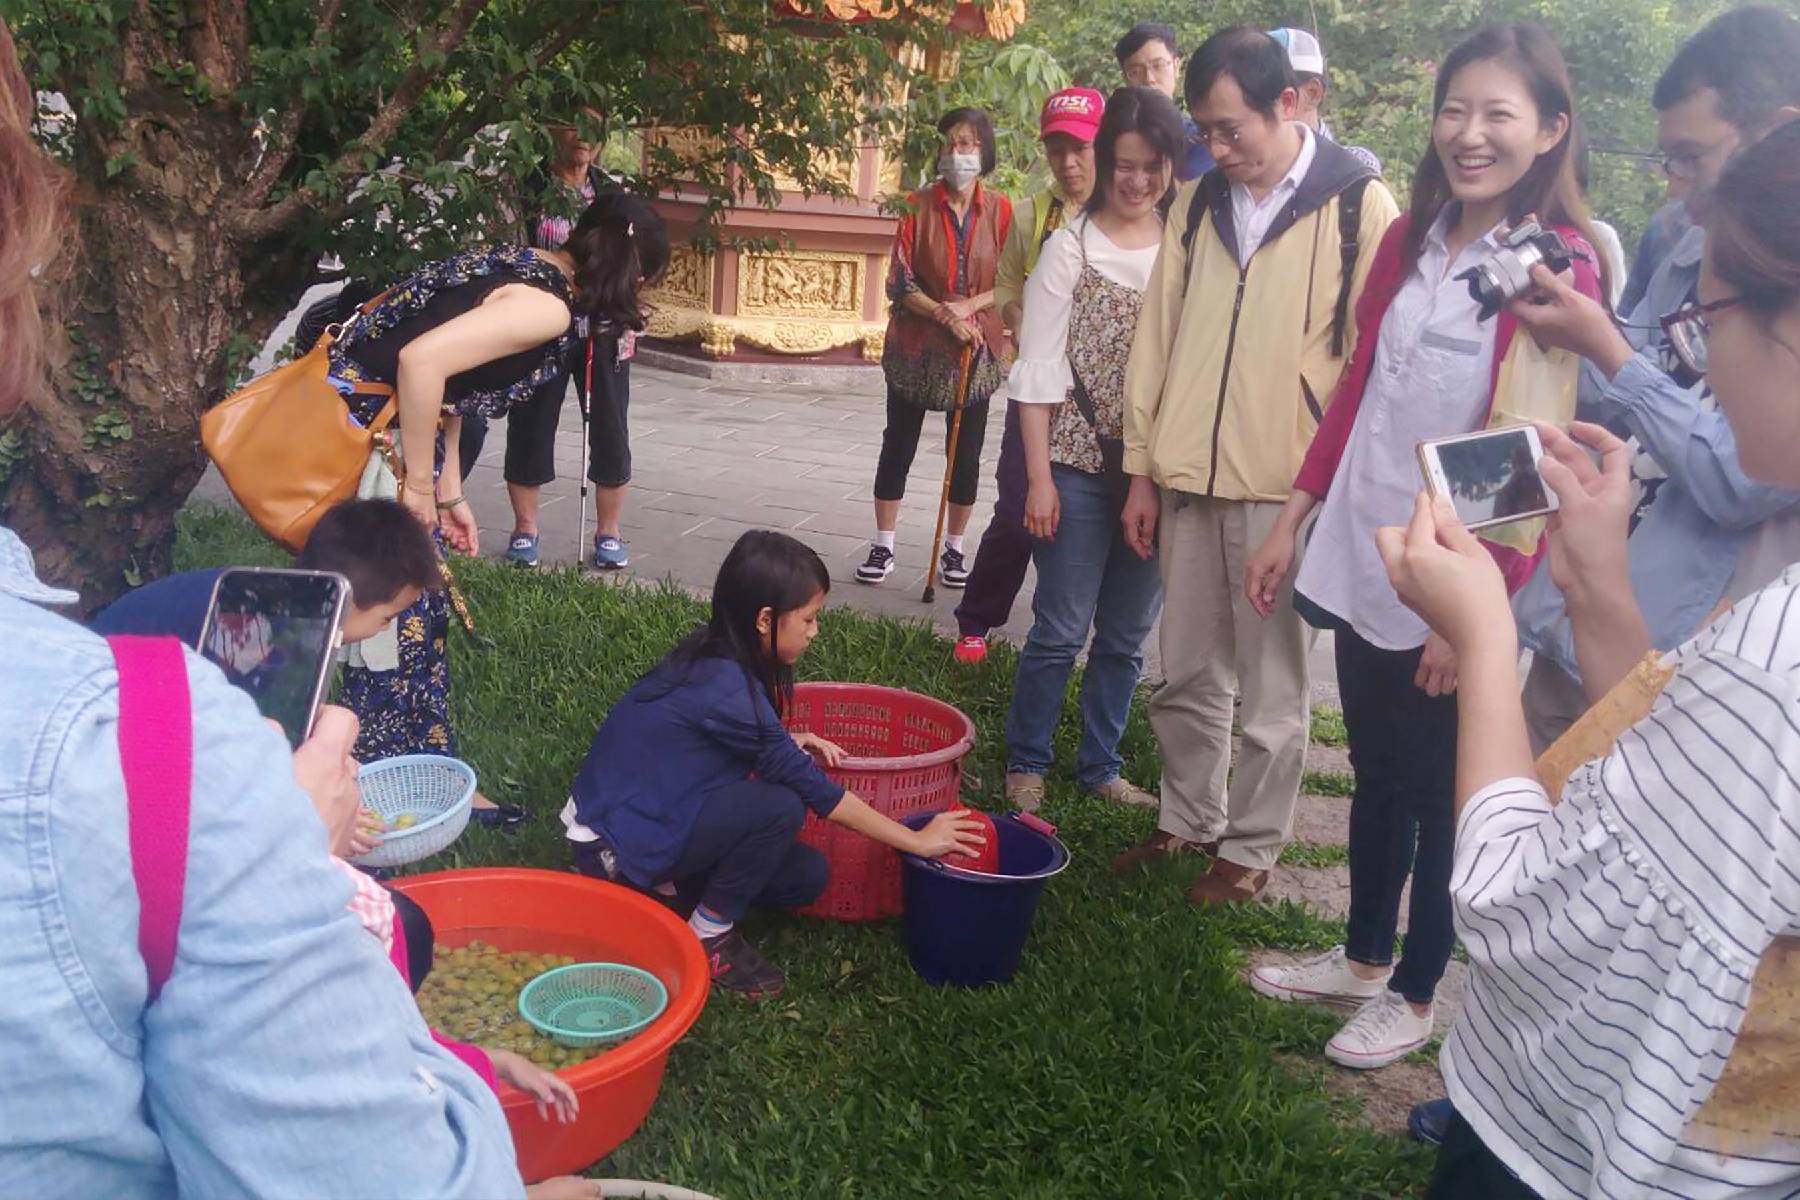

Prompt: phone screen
xmin=200 ymin=569 xmax=347 ymax=748
xmin=1430 ymin=427 xmax=1552 ymax=528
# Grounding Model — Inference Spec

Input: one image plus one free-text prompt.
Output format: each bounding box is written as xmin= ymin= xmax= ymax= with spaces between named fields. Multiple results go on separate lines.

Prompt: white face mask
xmin=938 ymin=151 xmax=981 ymax=190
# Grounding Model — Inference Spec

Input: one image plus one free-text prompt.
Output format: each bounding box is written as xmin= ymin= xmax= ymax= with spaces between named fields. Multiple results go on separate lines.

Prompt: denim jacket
xmin=0 ymin=527 xmax=523 ymax=1198
xmin=1513 ymin=226 xmax=1800 ymax=679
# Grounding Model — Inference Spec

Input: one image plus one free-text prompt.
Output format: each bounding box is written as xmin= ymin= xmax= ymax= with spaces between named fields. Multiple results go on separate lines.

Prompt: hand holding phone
xmin=199 ymin=568 xmax=349 ymax=748
xmin=1417 ymin=424 xmax=1559 ymax=531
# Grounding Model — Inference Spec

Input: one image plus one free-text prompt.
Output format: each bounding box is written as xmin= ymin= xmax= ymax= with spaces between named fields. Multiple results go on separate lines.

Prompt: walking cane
xmin=922 ymin=341 xmax=977 ymax=604
xmin=576 ymin=329 xmax=594 ymax=564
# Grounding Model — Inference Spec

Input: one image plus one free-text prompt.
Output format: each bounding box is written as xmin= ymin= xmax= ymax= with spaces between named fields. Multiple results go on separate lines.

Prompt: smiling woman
xmin=1367 ymin=115 xmax=1800 ymax=1200
xmin=1243 ymin=21 xmax=1606 ymax=1077
xmin=1001 ymin=86 xmax=1184 ymax=816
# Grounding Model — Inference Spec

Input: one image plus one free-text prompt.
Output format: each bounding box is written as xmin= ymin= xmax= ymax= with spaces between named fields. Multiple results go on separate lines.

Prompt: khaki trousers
xmin=1149 ymin=492 xmax=1312 ymax=871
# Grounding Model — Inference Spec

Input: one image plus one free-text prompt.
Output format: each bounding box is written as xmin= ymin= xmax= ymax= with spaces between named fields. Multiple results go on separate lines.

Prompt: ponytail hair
xmin=566 ymin=191 xmax=670 ymax=333
xmin=1403 ymin=22 xmax=1609 ymax=301
xmin=658 ymin=530 xmax=831 ymax=717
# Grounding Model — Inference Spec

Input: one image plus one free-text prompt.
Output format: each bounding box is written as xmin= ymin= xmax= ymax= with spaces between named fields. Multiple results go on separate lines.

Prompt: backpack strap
xmin=108 ymin=636 xmax=194 ymax=1003
xmin=1331 ymin=176 xmax=1372 ymax=357
xmin=1178 ymin=172 xmax=1228 ymax=298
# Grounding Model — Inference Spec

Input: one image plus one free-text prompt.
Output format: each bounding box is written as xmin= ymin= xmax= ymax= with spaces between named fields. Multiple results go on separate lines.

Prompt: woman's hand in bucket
xmin=439 ymin=498 xmax=480 ymax=556
xmin=1024 ymin=477 xmax=1060 ymax=541
xmin=1376 ymin=494 xmax=1513 ymax=659
xmin=1535 ymin=421 xmax=1634 ymax=606
xmin=487 ymin=1048 xmax=580 ymax=1124
xmin=1244 ymin=526 xmax=1296 ymax=618
xmin=913 ymin=810 xmax=989 ymax=860
xmin=346 ymin=806 xmax=385 ymax=858
xmin=792 ymin=731 xmax=848 ymax=768
xmin=292 ymin=705 xmax=364 ymax=852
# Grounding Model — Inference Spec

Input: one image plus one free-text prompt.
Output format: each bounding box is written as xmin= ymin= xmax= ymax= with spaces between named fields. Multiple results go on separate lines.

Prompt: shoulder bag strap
xmin=107 ymin=635 xmax=194 ymax=1002
xmin=1332 ymin=177 xmax=1371 ymax=357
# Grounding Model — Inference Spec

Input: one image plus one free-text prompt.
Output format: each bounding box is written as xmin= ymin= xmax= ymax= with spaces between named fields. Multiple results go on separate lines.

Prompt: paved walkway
xmin=192 ymin=360 xmax=1336 ymax=693
xmin=467 ymin=363 xmax=1340 ymax=694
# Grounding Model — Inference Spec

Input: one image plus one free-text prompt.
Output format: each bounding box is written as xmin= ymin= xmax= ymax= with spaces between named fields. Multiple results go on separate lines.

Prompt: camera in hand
xmin=1455 ymin=219 xmax=1582 ymax=321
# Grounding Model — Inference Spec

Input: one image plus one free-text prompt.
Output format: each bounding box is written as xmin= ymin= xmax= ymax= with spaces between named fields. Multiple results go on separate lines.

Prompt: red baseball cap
xmin=1039 ymin=87 xmax=1104 ymax=144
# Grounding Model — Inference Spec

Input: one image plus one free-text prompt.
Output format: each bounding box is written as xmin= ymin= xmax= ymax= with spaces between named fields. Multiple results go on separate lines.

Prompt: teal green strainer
xmin=517 ymin=962 xmax=669 ymax=1049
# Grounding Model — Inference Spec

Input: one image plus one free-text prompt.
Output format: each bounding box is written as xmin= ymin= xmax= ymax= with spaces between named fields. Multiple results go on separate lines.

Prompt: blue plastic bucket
xmin=898 ymin=812 xmax=1070 ymax=987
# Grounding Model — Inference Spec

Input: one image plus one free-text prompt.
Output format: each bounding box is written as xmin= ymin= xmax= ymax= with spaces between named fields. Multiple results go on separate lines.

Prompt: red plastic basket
xmin=783 ymin=682 xmax=977 ymax=921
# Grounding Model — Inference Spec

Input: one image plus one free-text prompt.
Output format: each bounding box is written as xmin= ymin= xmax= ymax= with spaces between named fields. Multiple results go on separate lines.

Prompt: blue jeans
xmin=1005 ymin=464 xmax=1162 ymax=786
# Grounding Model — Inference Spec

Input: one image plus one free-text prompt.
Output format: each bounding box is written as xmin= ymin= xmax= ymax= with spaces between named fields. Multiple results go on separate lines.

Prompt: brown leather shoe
xmin=1186 ymin=858 xmax=1270 ymax=908
xmin=1112 ymin=830 xmax=1220 ymax=875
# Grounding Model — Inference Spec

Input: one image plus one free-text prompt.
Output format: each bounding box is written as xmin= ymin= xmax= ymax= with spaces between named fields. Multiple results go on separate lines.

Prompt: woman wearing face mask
xmin=859 ymin=109 xmax=1013 ymax=590
xmin=1381 ymin=117 xmax=1800 ymax=1199
xmin=1240 ymin=22 xmax=1605 ymax=1071
xmin=1002 ymin=87 xmax=1183 ymax=814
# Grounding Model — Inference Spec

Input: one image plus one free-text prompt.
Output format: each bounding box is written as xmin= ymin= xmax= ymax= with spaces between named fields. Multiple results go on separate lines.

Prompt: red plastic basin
xmin=394 ymin=868 xmax=708 ymax=1183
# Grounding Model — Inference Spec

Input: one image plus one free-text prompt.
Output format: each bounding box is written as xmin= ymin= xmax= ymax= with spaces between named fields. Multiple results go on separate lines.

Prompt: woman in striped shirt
xmin=1380 ymin=119 xmax=1800 ymax=1198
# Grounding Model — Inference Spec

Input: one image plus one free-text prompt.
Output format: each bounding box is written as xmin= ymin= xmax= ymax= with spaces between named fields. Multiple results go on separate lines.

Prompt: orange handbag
xmin=200 ymin=298 xmax=395 ymax=553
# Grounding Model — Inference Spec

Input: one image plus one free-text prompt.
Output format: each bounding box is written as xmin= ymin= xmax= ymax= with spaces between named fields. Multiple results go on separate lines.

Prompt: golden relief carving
xmin=644 ymin=126 xmax=722 ymax=172
xmin=738 ymin=250 xmax=863 ymax=318
xmin=648 ymin=245 xmax=713 ymax=309
xmin=647 ymin=305 xmax=885 ymax=361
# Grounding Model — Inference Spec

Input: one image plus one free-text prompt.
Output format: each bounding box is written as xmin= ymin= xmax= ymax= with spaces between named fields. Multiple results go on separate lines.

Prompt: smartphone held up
xmin=198 ymin=567 xmax=349 ymax=748
xmin=1417 ymin=425 xmax=1559 ymax=531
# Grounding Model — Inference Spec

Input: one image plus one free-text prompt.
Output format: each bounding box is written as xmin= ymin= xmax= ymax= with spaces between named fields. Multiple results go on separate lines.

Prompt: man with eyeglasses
xmin=1401 ymin=7 xmax=1800 ymax=1147
xmin=1497 ymin=5 xmax=1800 ymax=758
xmin=1114 ymin=22 xmax=1211 ymax=181
xmin=1113 ymin=28 xmax=1396 ymax=906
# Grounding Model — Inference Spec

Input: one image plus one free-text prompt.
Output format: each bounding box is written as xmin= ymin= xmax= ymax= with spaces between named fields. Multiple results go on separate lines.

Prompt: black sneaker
xmin=855 ymin=544 xmax=895 ymax=584
xmin=700 ymin=929 xmax=786 ymax=998
xmin=938 ymin=547 xmax=969 ymax=588
xmin=470 ymin=802 xmax=529 ymax=831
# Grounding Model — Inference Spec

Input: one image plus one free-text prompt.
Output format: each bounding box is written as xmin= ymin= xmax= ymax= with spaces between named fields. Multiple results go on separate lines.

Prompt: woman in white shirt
xmin=1240 ymin=23 xmax=1608 ymax=1071
xmin=1380 ymin=116 xmax=1800 ymax=1200
xmin=1001 ymin=87 xmax=1185 ymax=814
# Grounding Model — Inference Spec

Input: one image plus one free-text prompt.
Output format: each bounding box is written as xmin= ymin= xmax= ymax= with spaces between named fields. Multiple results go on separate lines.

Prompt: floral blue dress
xmin=331 ymin=246 xmax=574 ymax=762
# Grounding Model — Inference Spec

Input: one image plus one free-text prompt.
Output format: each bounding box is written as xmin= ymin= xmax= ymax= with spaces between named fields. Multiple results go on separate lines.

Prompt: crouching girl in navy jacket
xmin=563 ymin=530 xmax=984 ymax=997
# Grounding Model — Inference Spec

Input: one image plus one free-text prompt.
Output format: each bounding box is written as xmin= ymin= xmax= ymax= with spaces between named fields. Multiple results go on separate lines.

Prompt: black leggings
xmin=457 ymin=334 xmax=631 ymax=487
xmin=873 ymin=388 xmax=990 ymax=507
xmin=1426 ymin=1112 xmax=1544 ymax=1199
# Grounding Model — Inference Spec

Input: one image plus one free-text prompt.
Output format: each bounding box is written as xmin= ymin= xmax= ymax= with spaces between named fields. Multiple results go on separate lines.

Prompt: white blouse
xmin=1294 ymin=210 xmax=1503 ymax=650
xmin=1007 ymin=218 xmax=1161 ymax=407
xmin=1443 ymin=565 xmax=1800 ymax=1199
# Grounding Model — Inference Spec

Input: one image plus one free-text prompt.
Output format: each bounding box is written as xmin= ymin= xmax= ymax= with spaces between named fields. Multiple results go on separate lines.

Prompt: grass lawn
xmin=178 ymin=508 xmax=1434 ymax=1199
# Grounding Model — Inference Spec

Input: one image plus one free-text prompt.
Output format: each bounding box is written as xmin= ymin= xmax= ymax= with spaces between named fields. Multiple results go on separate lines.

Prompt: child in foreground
xmin=91 ymin=497 xmax=525 ymax=829
xmin=312 ymin=778 xmax=601 ymax=1200
xmin=562 ymin=530 xmax=986 ymax=997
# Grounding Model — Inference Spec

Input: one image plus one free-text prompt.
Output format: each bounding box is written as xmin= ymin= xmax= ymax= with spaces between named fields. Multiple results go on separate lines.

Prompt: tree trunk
xmin=3 ymin=89 xmax=264 ymax=612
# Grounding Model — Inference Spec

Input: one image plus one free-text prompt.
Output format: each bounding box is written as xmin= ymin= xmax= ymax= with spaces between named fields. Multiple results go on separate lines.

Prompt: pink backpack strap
xmin=107 ymin=636 xmax=194 ymax=1002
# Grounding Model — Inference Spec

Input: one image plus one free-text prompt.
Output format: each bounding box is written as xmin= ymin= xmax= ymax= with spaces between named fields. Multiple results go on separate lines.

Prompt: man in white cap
xmin=1267 ymin=27 xmax=1382 ymax=176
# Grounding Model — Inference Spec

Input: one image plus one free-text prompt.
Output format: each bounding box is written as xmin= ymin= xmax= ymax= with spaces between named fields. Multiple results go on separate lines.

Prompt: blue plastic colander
xmin=349 ymin=754 xmax=476 ymax=869
xmin=518 ymin=963 xmax=669 ymax=1049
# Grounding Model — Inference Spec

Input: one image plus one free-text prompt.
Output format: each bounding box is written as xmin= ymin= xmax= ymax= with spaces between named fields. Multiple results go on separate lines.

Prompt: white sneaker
xmin=1325 ymin=988 xmax=1434 ymax=1070
xmin=1249 ymin=946 xmax=1391 ymax=1007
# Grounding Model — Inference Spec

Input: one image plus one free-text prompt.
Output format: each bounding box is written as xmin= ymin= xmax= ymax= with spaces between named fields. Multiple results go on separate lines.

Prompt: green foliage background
xmin=934 ymin=0 xmax=1800 ymax=244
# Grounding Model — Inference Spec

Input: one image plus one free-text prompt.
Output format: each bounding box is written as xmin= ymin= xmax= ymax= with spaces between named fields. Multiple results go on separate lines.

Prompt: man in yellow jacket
xmin=1116 ymin=27 xmax=1398 ymax=905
